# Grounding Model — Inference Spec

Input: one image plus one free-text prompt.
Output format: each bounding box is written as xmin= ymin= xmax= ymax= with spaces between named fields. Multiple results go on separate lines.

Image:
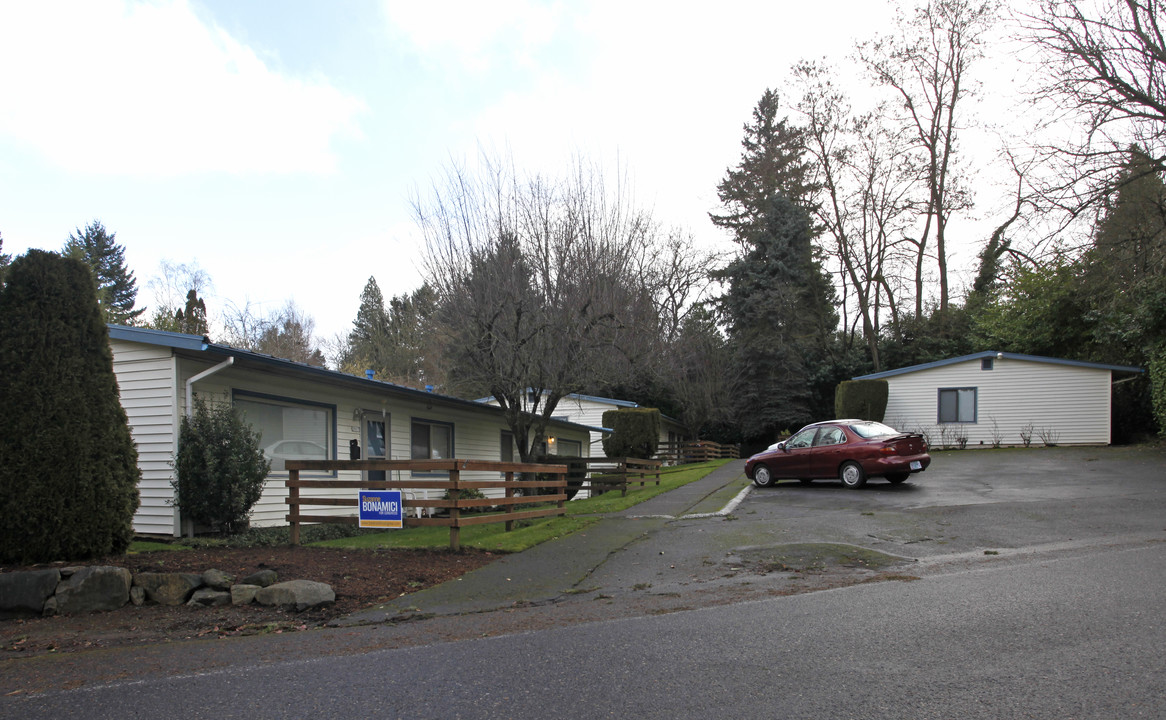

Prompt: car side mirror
xmin=778 ymin=441 xmax=788 ymax=452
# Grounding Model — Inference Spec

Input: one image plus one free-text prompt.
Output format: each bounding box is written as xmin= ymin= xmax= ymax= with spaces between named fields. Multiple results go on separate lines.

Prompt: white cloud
xmin=0 ymin=0 xmax=364 ymax=176
xmin=381 ymin=0 xmax=562 ymax=74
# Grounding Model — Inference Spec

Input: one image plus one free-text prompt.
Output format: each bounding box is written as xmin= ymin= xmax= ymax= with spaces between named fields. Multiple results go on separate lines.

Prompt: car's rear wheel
xmin=839 ymin=461 xmax=866 ymax=488
xmin=753 ymin=465 xmax=775 ymax=488
xmin=885 ymin=472 xmax=909 ymax=484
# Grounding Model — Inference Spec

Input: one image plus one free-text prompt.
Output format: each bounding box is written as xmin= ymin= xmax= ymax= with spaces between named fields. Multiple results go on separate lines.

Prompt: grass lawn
xmin=128 ymin=460 xmax=733 ymax=555
xmin=310 ymin=460 xmax=731 ymax=553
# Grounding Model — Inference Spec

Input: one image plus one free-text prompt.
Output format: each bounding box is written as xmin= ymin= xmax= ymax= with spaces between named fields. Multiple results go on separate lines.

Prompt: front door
xmin=364 ymin=415 xmax=387 ymax=482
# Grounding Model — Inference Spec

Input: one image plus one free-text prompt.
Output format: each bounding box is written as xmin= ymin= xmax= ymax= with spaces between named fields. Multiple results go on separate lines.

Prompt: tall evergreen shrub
xmin=173 ymin=397 xmax=271 ymax=534
xmin=1151 ymin=348 xmax=1166 ymax=437
xmin=0 ymin=250 xmax=140 ymax=564
xmin=601 ymin=408 xmax=661 ymax=459
xmin=834 ymin=380 xmax=889 ymax=421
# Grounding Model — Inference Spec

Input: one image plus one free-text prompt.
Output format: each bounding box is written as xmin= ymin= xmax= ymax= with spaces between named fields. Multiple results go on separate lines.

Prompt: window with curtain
xmin=938 ymin=388 xmax=977 ymax=423
xmin=234 ymin=393 xmax=333 ymax=473
xmin=411 ymin=419 xmax=453 ymax=461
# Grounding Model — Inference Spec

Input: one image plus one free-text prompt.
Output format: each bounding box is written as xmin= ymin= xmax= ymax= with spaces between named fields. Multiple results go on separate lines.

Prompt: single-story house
xmin=109 ymin=325 xmax=595 ymax=537
xmin=476 ymin=391 xmax=690 ymax=459
xmin=853 ymin=351 xmax=1144 ymax=447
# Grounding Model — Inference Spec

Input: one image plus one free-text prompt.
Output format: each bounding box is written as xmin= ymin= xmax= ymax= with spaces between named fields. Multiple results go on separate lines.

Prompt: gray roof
xmin=853 ymin=351 xmax=1144 ymax=381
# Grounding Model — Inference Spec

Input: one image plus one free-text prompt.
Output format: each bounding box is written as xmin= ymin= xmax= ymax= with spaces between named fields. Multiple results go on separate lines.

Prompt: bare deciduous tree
xmin=1022 ymin=0 xmax=1166 ymax=219
xmin=859 ymin=0 xmax=997 ymax=315
xmin=794 ymin=61 xmax=920 ymax=370
xmin=222 ymin=299 xmax=326 ymax=367
xmin=415 ymin=152 xmax=703 ymax=461
xmin=145 ymin=260 xmax=213 ymax=335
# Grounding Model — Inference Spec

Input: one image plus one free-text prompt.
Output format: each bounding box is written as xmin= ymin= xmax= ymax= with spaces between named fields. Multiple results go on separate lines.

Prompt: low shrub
xmin=172 ymin=397 xmax=271 ymax=534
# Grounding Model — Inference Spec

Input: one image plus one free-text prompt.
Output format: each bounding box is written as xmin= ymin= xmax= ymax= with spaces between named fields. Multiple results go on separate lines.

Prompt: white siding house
xmin=853 ymin=351 xmax=1143 ymax=447
xmin=478 ymin=392 xmax=689 ymax=458
xmin=109 ymin=326 xmax=594 ymax=537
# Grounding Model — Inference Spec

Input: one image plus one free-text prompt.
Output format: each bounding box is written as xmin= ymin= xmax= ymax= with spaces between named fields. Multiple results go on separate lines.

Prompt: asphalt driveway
xmin=353 ymin=445 xmax=1166 ymax=623
xmin=741 ymin=445 xmax=1166 ymax=562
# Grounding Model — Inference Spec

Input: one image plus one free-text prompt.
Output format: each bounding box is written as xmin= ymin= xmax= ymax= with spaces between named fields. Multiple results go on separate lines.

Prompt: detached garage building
xmin=853 ymin=351 xmax=1143 ymax=447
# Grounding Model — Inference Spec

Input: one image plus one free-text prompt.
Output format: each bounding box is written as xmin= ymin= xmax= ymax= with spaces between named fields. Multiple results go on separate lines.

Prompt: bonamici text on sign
xmin=358 ymin=490 xmax=403 ymax=529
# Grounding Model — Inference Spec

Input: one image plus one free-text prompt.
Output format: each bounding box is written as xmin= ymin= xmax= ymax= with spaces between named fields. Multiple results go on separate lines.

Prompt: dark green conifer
xmin=64 ymin=220 xmax=144 ymax=325
xmin=0 ymin=250 xmax=140 ymax=563
xmin=715 ymin=196 xmax=838 ymax=440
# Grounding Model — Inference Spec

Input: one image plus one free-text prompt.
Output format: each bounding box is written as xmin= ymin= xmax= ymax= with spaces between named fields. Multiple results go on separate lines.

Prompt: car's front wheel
xmin=839 ymin=461 xmax=866 ymax=488
xmin=753 ymin=465 xmax=775 ymax=488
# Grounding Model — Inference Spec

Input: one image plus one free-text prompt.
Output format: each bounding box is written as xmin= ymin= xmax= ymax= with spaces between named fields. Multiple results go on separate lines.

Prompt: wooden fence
xmin=656 ymin=440 xmax=741 ymax=464
xmin=284 ymin=458 xmax=567 ymax=551
xmin=574 ymin=457 xmax=663 ymax=497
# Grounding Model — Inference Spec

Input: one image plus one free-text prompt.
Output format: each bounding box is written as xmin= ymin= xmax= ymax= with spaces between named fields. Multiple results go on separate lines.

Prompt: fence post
xmin=504 ymin=470 xmax=515 ymax=532
xmin=288 ymin=469 xmax=300 ymax=546
xmin=449 ymin=466 xmax=461 ymax=551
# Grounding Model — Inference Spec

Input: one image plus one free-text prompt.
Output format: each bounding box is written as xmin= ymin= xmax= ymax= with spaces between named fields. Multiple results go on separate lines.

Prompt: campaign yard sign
xmin=358 ymin=490 xmax=403 ymax=529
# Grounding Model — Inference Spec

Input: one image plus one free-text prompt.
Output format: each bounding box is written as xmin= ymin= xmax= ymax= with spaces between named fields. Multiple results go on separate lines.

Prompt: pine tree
xmin=715 ymin=196 xmax=838 ymax=441
xmin=1091 ymin=146 xmax=1166 ymax=289
xmin=710 ymin=89 xmax=818 ymax=241
xmin=0 ymin=250 xmax=140 ymax=563
xmin=1083 ymin=146 xmax=1166 ymax=366
xmin=343 ymin=276 xmax=389 ymax=373
xmin=64 ymin=220 xmax=144 ymax=325
xmin=341 ymin=279 xmax=436 ymax=387
xmin=0 ymin=232 xmax=10 ymax=287
xmin=174 ymin=289 xmax=209 ymax=335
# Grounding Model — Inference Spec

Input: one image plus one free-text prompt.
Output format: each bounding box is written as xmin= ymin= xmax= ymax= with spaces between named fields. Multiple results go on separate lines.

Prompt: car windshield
xmin=848 ymin=421 xmax=899 ymax=439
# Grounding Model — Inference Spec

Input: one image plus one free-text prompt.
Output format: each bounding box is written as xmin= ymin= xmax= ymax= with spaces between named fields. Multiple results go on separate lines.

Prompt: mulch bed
xmin=1 ymin=546 xmax=499 ymax=655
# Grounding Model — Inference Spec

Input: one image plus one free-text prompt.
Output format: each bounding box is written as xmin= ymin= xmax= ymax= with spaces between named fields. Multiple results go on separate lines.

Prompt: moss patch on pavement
xmin=735 ymin=543 xmax=911 ymax=574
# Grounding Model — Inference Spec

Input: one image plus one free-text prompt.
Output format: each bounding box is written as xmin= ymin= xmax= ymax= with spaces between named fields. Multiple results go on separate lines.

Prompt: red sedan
xmin=745 ymin=419 xmax=931 ymax=489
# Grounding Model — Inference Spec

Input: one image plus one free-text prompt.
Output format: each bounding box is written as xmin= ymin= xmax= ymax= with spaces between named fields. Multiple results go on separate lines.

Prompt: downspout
xmin=185 ymin=357 xmax=234 ymax=416
xmin=180 ymin=356 xmax=234 ymax=537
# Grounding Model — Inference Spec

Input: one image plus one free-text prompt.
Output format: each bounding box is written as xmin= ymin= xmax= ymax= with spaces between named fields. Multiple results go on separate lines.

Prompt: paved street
xmin=3 ymin=446 xmax=1166 ymax=718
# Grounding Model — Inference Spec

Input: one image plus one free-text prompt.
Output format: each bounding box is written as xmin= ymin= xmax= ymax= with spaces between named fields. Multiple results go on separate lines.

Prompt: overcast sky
xmin=0 ymin=0 xmax=1030 ymax=342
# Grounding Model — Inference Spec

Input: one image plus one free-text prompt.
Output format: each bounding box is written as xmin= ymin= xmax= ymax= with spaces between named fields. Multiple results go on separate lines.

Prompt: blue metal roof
xmin=108 ymin=324 xmax=208 ymax=352
xmin=853 ymin=351 xmax=1144 ymax=380
xmin=107 ymin=325 xmax=600 ymax=434
xmin=474 ymin=390 xmax=640 ymax=408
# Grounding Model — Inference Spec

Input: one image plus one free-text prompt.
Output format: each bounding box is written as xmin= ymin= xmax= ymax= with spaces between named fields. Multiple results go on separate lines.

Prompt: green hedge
xmin=1151 ymin=348 xmax=1166 ymax=437
xmin=601 ymin=407 xmax=661 ymax=459
xmin=530 ymin=453 xmax=588 ymax=499
xmin=834 ymin=380 xmax=888 ymax=421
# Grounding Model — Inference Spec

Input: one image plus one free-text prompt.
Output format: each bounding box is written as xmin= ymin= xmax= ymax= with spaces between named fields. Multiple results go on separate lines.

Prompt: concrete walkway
xmin=335 ymin=460 xmax=749 ymax=624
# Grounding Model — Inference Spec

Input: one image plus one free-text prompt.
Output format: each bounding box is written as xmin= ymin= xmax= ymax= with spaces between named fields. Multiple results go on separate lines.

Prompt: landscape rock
xmin=52 ymin=566 xmax=132 ymax=614
xmin=187 ymin=588 xmax=231 ymax=607
xmin=254 ymin=580 xmax=335 ymax=611
xmin=201 ymin=569 xmax=233 ymax=591
xmin=134 ymin=572 xmax=204 ymax=606
xmin=230 ymin=584 xmax=261 ymax=606
xmin=240 ymin=569 xmax=278 ymax=587
xmin=0 ymin=569 xmax=60 ymax=618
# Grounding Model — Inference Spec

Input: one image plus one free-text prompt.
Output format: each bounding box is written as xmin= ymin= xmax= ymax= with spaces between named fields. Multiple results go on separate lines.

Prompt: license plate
xmin=910 ymin=461 xmax=922 ymax=470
